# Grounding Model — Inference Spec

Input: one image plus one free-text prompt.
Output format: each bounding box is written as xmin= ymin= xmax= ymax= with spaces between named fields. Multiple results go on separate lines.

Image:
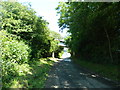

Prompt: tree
xmin=49 ymin=31 xmax=63 ymax=58
xmin=56 ymin=2 xmax=120 ymax=64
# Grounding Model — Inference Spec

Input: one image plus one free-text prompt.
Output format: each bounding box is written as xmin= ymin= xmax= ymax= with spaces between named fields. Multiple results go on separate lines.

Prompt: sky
xmin=17 ymin=0 xmax=68 ymax=38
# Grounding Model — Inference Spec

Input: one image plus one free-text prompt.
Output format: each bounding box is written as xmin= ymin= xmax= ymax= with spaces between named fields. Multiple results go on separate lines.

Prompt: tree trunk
xmin=104 ymin=27 xmax=113 ymax=63
xmin=52 ymin=52 xmax=55 ymax=58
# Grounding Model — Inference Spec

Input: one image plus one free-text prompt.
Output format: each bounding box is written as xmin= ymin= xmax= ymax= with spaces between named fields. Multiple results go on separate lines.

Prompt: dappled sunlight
xmin=1 ymin=0 xmax=119 ymax=88
xmin=64 ymin=81 xmax=69 ymax=85
xmin=2 ymin=58 xmax=55 ymax=88
xmin=45 ymin=57 xmax=114 ymax=88
xmin=64 ymin=58 xmax=71 ymax=62
xmin=10 ymin=80 xmax=21 ymax=88
xmin=40 ymin=60 xmax=49 ymax=64
xmin=52 ymin=85 xmax=59 ymax=88
xmin=47 ymin=57 xmax=59 ymax=62
xmin=27 ymin=71 xmax=33 ymax=75
xmin=91 ymin=75 xmax=97 ymax=78
xmin=57 ymin=58 xmax=63 ymax=61
xmin=45 ymin=59 xmax=90 ymax=88
xmin=79 ymin=73 xmax=90 ymax=76
xmin=79 ymin=73 xmax=98 ymax=78
xmin=82 ymin=87 xmax=88 ymax=90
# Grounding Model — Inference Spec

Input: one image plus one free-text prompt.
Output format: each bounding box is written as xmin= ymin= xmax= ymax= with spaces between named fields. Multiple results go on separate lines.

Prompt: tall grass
xmin=2 ymin=58 xmax=55 ymax=88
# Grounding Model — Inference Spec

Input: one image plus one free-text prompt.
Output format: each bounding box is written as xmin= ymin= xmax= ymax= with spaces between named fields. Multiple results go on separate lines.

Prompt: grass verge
xmin=73 ymin=58 xmax=120 ymax=82
xmin=3 ymin=58 xmax=56 ymax=88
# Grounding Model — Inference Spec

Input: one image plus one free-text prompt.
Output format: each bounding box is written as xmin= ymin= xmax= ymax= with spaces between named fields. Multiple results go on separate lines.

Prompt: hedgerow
xmin=0 ymin=30 xmax=31 ymax=85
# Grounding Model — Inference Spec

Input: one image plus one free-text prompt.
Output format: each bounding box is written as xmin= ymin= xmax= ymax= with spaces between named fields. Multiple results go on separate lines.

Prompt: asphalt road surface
xmin=45 ymin=58 xmax=119 ymax=89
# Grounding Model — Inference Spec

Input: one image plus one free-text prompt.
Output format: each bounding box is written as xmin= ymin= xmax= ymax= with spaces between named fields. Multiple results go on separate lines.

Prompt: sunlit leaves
xmin=0 ymin=1 xmax=37 ymax=34
xmin=0 ymin=1 xmax=65 ymax=88
xmin=0 ymin=31 xmax=31 ymax=64
xmin=0 ymin=30 xmax=31 ymax=84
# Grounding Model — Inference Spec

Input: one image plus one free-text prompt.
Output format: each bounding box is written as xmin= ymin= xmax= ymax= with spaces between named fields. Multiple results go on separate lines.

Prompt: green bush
xmin=0 ymin=30 xmax=31 ymax=84
xmin=0 ymin=31 xmax=31 ymax=64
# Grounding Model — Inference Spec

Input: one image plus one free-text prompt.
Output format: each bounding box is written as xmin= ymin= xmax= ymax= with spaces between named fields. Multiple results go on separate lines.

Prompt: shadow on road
xmin=45 ymin=58 xmax=119 ymax=89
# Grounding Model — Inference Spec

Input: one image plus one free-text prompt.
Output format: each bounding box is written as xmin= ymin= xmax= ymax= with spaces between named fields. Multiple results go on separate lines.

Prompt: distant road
xmin=45 ymin=58 xmax=119 ymax=88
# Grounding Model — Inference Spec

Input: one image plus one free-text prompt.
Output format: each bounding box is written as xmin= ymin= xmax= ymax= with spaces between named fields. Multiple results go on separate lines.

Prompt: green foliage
xmin=56 ymin=2 xmax=120 ymax=65
xmin=2 ymin=58 xmax=55 ymax=88
xmin=0 ymin=1 xmax=62 ymax=88
xmin=30 ymin=17 xmax=51 ymax=59
xmin=0 ymin=30 xmax=31 ymax=85
xmin=58 ymin=50 xmax=64 ymax=58
xmin=0 ymin=31 xmax=31 ymax=64
xmin=48 ymin=30 xmax=64 ymax=58
xmin=50 ymin=39 xmax=59 ymax=53
xmin=0 ymin=1 xmax=62 ymax=59
xmin=0 ymin=1 xmax=37 ymax=34
xmin=49 ymin=30 xmax=63 ymax=40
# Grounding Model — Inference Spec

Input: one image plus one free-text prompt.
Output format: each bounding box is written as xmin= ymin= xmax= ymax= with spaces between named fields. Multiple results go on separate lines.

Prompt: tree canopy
xmin=56 ymin=2 xmax=120 ymax=65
